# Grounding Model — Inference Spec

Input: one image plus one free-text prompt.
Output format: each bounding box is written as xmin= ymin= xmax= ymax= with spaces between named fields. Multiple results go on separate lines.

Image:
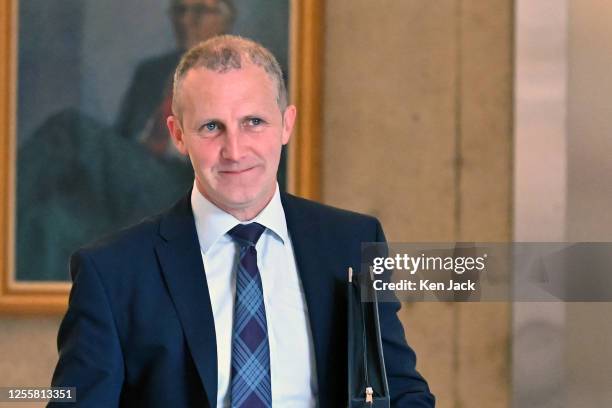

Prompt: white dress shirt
xmin=191 ymin=183 xmax=318 ymax=407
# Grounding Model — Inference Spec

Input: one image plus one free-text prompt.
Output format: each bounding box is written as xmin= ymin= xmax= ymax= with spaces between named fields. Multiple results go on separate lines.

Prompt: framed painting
xmin=0 ymin=0 xmax=323 ymax=314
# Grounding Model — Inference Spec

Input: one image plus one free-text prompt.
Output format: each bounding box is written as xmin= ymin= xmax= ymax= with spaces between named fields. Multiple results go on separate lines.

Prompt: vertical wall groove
xmin=454 ymin=0 xmax=463 ymax=243
xmin=452 ymin=0 xmax=463 ymax=406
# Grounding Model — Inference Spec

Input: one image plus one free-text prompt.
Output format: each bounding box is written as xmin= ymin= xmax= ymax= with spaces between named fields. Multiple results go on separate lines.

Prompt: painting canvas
xmin=13 ymin=0 xmax=290 ymax=283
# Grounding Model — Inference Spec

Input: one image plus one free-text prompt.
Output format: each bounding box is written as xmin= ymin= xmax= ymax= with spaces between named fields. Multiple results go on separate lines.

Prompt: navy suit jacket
xmin=50 ymin=192 xmax=434 ymax=407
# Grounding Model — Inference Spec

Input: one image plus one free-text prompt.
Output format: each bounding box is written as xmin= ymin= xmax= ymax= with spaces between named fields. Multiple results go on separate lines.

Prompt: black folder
xmin=347 ymin=268 xmax=390 ymax=407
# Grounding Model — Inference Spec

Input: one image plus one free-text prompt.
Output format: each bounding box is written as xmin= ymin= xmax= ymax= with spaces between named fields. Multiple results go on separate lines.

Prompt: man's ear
xmin=167 ymin=115 xmax=188 ymax=155
xmin=281 ymin=105 xmax=297 ymax=145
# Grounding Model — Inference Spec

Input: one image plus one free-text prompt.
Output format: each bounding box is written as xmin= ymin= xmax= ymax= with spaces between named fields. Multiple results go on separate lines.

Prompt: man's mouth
xmin=218 ymin=166 xmax=256 ymax=176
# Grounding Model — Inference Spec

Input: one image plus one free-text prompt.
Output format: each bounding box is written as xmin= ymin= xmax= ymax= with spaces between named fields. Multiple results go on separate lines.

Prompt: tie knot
xmin=227 ymin=223 xmax=266 ymax=248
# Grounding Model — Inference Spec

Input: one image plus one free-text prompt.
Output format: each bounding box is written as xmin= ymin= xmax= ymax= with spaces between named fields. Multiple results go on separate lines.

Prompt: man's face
xmin=170 ymin=0 xmax=230 ymax=50
xmin=167 ymin=63 xmax=296 ymax=219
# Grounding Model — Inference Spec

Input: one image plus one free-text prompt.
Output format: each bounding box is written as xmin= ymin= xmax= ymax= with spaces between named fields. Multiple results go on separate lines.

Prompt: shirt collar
xmin=191 ymin=181 xmax=289 ymax=254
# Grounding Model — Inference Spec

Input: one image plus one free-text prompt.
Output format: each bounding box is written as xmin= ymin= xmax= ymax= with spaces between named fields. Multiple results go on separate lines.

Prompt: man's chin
xmin=215 ymin=188 xmax=276 ymax=216
xmin=215 ymin=190 xmax=260 ymax=208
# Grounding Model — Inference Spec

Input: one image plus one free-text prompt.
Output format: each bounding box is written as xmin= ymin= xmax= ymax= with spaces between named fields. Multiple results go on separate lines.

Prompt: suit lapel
xmin=282 ymin=194 xmax=340 ymax=404
xmin=155 ymin=195 xmax=218 ymax=408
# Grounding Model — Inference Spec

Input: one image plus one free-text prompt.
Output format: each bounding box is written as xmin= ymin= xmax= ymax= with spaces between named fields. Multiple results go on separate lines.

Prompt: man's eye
xmin=204 ymin=122 xmax=218 ymax=131
xmin=200 ymin=122 xmax=220 ymax=133
xmin=248 ymin=118 xmax=263 ymax=126
xmin=197 ymin=122 xmax=222 ymax=137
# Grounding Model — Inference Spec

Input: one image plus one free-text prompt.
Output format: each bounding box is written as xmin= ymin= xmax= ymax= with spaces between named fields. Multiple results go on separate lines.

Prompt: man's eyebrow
xmin=199 ymin=117 xmax=221 ymax=122
xmin=240 ymin=110 xmax=273 ymax=118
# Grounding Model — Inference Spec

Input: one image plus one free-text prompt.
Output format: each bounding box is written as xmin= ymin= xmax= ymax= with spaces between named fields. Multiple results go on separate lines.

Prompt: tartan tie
xmin=228 ymin=223 xmax=272 ymax=408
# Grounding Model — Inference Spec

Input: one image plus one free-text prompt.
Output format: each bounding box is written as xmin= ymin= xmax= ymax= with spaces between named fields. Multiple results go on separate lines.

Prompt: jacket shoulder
xmin=281 ymin=193 xmax=382 ymax=234
xmin=76 ymin=213 xmax=163 ymax=262
xmin=282 ymin=193 xmax=376 ymax=220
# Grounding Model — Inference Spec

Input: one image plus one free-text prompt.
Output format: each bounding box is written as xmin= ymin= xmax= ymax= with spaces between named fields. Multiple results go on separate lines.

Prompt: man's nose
xmin=220 ymin=128 xmax=244 ymax=161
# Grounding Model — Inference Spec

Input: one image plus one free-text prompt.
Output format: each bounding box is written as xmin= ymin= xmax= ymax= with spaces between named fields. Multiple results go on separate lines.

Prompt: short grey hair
xmin=172 ymin=35 xmax=288 ymax=119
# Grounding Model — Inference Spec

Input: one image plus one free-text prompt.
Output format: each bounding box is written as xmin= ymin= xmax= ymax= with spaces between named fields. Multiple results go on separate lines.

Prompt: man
xmin=50 ymin=36 xmax=434 ymax=407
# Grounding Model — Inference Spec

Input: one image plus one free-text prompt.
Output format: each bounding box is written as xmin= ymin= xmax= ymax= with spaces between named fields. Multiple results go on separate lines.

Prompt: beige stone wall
xmin=0 ymin=318 xmax=60 ymax=408
xmin=322 ymin=1 xmax=513 ymax=407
